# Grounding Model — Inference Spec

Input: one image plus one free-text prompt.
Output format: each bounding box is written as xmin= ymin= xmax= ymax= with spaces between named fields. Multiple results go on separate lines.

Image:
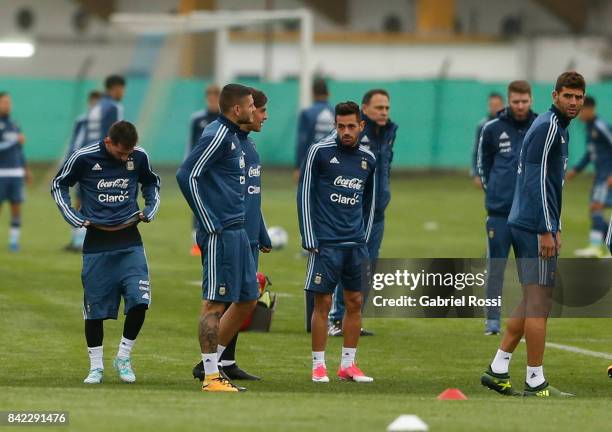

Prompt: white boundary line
xmin=545 ymin=342 xmax=612 ymax=361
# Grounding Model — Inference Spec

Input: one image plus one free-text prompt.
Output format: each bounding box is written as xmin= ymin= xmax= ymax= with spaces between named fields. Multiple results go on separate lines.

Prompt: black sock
xmin=85 ymin=319 xmax=104 ymax=347
xmin=220 ymin=333 xmax=238 ymax=363
xmin=123 ymin=304 xmax=147 ymax=340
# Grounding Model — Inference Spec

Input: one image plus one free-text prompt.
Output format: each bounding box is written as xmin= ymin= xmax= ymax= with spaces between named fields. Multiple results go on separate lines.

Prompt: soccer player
xmin=86 ymin=75 xmax=126 ymax=144
xmin=176 ymin=83 xmax=258 ymax=392
xmin=51 ymin=121 xmax=160 ymax=384
xmin=187 ymin=84 xmax=221 ymax=256
xmin=471 ymin=92 xmax=505 ymax=189
xmin=298 ymin=101 xmax=376 ymax=383
xmin=293 ymin=78 xmax=335 ymax=183
xmin=192 ymin=87 xmax=271 ymax=382
xmin=477 ymin=81 xmax=537 ymax=335
xmin=0 ymin=91 xmax=27 ymax=252
xmin=328 ymin=89 xmax=398 ymax=337
xmin=64 ymin=90 xmax=103 ymax=252
xmin=566 ymin=96 xmax=612 ymax=257
xmin=480 ymin=71 xmax=585 ymax=397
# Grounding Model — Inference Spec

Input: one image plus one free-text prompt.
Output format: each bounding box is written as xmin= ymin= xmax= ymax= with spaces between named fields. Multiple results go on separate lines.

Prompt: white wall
xmin=0 ymin=0 xmax=609 ymax=81
xmin=222 ymin=36 xmax=605 ymax=82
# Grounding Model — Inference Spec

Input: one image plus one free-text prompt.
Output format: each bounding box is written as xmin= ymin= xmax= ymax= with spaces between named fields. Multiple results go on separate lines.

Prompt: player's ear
xmin=359 ymin=120 xmax=365 ymax=132
xmin=552 ymin=90 xmax=558 ymax=102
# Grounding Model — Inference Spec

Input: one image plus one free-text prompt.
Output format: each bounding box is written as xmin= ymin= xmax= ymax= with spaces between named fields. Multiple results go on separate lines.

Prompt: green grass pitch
xmin=1 ymin=167 xmax=611 ymax=432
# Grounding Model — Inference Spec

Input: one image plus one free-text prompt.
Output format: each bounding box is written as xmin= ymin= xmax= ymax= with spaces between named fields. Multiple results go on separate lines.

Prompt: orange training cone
xmin=436 ymin=388 xmax=468 ymax=400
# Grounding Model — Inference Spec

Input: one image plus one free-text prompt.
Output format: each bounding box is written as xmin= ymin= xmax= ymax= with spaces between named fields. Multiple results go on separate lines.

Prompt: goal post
xmin=110 ymin=8 xmax=315 ymax=109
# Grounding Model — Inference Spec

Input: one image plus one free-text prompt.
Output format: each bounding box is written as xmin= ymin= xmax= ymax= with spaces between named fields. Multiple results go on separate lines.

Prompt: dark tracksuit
xmin=329 ymin=114 xmax=398 ymax=323
xmin=187 ymin=109 xmax=220 ymax=231
xmin=471 ymin=114 xmax=495 ymax=177
xmin=0 ymin=114 xmax=26 ymax=205
xmin=86 ymin=95 xmax=123 ymax=144
xmin=573 ymin=117 xmax=612 ymax=240
xmin=176 ymin=115 xmax=258 ymax=303
xmin=239 ymin=130 xmax=272 ymax=266
xmin=299 ymin=135 xmax=376 ymax=330
xmin=295 ymin=101 xmax=335 ymax=169
xmin=51 ymin=141 xmax=161 ymax=319
xmin=477 ymin=108 xmax=537 ymax=320
xmin=508 ymin=105 xmax=570 ymax=287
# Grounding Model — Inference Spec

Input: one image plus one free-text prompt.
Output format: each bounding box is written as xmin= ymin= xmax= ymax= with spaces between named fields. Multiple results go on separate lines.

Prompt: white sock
xmin=312 ymin=351 xmax=325 ymax=369
xmin=341 ymin=347 xmax=356 ymax=368
xmin=117 ymin=337 xmax=135 ymax=359
xmin=216 ymin=344 xmax=226 ymax=362
xmin=220 ymin=360 xmax=236 ymax=367
xmin=9 ymin=227 xmax=19 ymax=245
xmin=202 ymin=353 xmax=219 ymax=376
xmin=526 ymin=365 xmax=545 ymax=388
xmin=490 ymin=349 xmax=512 ymax=374
xmin=88 ymin=346 xmax=103 ymax=370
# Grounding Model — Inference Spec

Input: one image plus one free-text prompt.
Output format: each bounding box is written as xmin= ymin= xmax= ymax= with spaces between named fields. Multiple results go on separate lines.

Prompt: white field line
xmin=545 ymin=342 xmax=612 ymax=361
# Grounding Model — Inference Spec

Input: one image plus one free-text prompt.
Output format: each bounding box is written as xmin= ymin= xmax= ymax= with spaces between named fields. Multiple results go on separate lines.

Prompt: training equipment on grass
xmin=387 ymin=415 xmax=428 ymax=432
xmin=436 ymin=388 xmax=468 ymax=400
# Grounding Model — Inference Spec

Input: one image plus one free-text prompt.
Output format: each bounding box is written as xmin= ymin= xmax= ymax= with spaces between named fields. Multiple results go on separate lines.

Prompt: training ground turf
xmin=1 ymin=168 xmax=611 ymax=432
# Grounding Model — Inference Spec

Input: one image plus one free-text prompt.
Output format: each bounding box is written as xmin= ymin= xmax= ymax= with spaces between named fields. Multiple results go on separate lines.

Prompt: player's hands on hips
xmin=138 ymin=212 xmax=149 ymax=223
xmin=83 ymin=220 xmax=91 ymax=227
xmin=306 ymin=248 xmax=319 ymax=254
xmin=565 ymin=169 xmax=577 ymax=181
xmin=260 ymin=246 xmax=272 ymax=253
xmin=538 ymin=232 xmax=556 ymax=258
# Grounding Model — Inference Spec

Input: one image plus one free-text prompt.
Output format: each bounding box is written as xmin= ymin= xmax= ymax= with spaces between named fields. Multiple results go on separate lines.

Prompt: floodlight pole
xmin=214 ymin=28 xmax=230 ymax=86
xmin=298 ymin=8 xmax=313 ymax=109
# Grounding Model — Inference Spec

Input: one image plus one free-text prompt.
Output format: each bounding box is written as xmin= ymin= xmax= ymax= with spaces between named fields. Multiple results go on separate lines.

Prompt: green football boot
xmin=480 ymin=366 xmax=519 ymax=396
xmin=523 ymin=381 xmax=574 ymax=397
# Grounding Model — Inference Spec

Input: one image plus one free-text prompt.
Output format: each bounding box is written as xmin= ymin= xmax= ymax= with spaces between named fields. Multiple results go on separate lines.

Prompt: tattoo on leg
xmin=199 ymin=311 xmax=222 ymax=352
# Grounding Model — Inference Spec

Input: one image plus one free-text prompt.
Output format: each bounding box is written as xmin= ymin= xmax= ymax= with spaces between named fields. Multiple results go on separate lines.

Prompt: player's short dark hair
xmin=105 ymin=74 xmax=126 ymax=90
xmin=362 ymin=89 xmax=389 ymax=105
xmin=109 ymin=121 xmax=138 ymax=149
xmin=219 ymin=83 xmax=252 ymax=114
xmin=313 ymin=78 xmax=328 ymax=97
xmin=335 ymin=101 xmax=361 ymax=121
xmin=249 ymin=87 xmax=268 ymax=109
xmin=555 ymin=71 xmax=586 ymax=93
xmin=88 ymin=90 xmax=102 ymax=101
xmin=507 ymin=80 xmax=531 ymax=95
xmin=0 ymin=91 xmax=8 ymax=99
xmin=583 ymin=95 xmax=596 ymax=107
xmin=489 ymin=92 xmax=504 ymax=101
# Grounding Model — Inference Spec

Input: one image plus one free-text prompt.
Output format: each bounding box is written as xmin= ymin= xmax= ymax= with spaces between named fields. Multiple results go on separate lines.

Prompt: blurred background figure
xmin=567 ymin=96 xmax=612 ymax=257
xmin=472 ymin=92 xmax=505 ymax=189
xmin=293 ymin=78 xmax=334 ymax=183
xmin=86 ymin=74 xmax=126 ymax=144
xmin=477 ymin=80 xmax=536 ymax=335
xmin=63 ymin=89 xmax=102 ymax=252
xmin=0 ymin=91 xmax=27 ymax=252
xmin=186 ymin=84 xmax=220 ymax=257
